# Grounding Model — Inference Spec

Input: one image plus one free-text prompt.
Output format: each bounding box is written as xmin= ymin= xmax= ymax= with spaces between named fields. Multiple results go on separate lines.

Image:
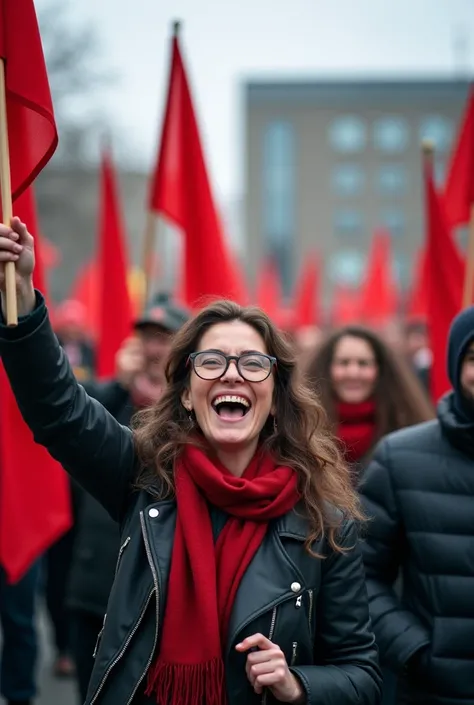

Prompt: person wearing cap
xmin=67 ymin=293 xmax=189 ymax=703
xmin=359 ymin=306 xmax=474 ymax=704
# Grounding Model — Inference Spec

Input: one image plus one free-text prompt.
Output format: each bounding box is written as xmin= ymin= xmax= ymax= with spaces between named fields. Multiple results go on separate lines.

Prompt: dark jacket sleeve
xmin=0 ymin=293 xmax=136 ymax=522
xmin=358 ymin=440 xmax=430 ymax=672
xmin=83 ymin=379 xmax=130 ymax=416
xmin=291 ymin=521 xmax=382 ymax=705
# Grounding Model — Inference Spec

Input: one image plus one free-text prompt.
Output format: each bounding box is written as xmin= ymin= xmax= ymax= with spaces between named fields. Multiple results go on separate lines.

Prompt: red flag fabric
xmin=67 ymin=260 xmax=99 ymax=341
xmin=255 ymin=259 xmax=282 ymax=321
xmin=0 ymin=0 xmax=58 ymax=200
xmin=444 ymin=85 xmax=474 ymax=228
xmin=331 ymin=284 xmax=361 ymax=326
xmin=424 ymin=156 xmax=465 ymax=401
xmin=293 ymin=255 xmax=320 ymax=329
xmin=359 ymin=230 xmax=398 ymax=326
xmin=96 ymin=150 xmax=132 ymax=379
xmin=0 ymin=187 xmax=72 ymax=583
xmin=406 ymin=249 xmax=429 ymax=323
xmin=148 ymin=28 xmax=247 ymax=307
xmin=41 ymin=237 xmax=61 ymax=269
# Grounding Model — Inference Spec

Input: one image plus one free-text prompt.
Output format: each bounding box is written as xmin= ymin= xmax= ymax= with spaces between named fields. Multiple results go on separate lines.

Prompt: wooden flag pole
xmin=462 ymin=204 xmax=474 ymax=309
xmin=0 ymin=59 xmax=18 ymax=326
xmin=141 ymin=210 xmax=156 ymax=311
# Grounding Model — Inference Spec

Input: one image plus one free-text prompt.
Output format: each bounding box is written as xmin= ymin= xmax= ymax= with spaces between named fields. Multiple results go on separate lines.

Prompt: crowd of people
xmin=0 ymin=216 xmax=473 ymax=705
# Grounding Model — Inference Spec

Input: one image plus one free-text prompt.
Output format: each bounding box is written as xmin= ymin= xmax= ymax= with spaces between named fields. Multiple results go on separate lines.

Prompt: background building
xmin=244 ymin=78 xmax=471 ymax=302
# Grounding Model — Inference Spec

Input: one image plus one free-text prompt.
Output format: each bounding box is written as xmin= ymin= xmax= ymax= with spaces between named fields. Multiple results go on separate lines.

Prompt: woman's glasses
xmin=188 ymin=350 xmax=277 ymax=382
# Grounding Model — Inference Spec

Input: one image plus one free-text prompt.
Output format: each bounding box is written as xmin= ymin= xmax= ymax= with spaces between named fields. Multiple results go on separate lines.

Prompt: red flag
xmin=331 ymin=284 xmax=361 ymax=326
xmin=424 ymin=154 xmax=464 ymax=401
xmin=359 ymin=230 xmax=398 ymax=326
xmin=41 ymin=237 xmax=61 ymax=269
xmin=444 ymin=85 xmax=474 ymax=228
xmin=96 ymin=149 xmax=132 ymax=378
xmin=406 ymin=249 xmax=429 ymax=323
xmin=293 ymin=255 xmax=320 ymax=329
xmin=148 ymin=26 xmax=247 ymax=307
xmin=0 ymin=0 xmax=58 ymax=200
xmin=67 ymin=260 xmax=100 ymax=341
xmin=255 ymin=259 xmax=282 ymax=321
xmin=0 ymin=187 xmax=71 ymax=583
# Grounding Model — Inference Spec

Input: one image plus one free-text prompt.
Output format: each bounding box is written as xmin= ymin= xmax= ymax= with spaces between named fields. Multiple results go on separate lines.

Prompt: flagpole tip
xmin=421 ymin=139 xmax=434 ymax=156
xmin=173 ymin=20 xmax=182 ymax=36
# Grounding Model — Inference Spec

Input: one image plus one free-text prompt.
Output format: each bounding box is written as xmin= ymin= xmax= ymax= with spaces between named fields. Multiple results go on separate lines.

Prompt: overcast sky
xmin=37 ymin=0 xmax=474 ymax=201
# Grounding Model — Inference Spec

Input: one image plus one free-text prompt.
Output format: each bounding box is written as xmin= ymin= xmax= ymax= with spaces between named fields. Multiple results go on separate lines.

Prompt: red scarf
xmin=337 ymin=399 xmax=377 ymax=464
xmin=145 ymin=445 xmax=299 ymax=705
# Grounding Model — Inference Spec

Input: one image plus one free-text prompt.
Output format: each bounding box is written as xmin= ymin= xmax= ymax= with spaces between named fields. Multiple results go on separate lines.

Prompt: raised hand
xmin=0 ymin=217 xmax=36 ymax=315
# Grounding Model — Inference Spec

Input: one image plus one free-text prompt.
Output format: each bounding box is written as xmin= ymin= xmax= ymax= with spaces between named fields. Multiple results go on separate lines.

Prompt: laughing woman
xmin=0 ymin=219 xmax=381 ymax=705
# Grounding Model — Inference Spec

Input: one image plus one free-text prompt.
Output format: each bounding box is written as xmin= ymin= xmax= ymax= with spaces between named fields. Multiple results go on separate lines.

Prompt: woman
xmin=305 ymin=326 xmax=434 ymax=473
xmin=0 ymin=218 xmax=381 ymax=705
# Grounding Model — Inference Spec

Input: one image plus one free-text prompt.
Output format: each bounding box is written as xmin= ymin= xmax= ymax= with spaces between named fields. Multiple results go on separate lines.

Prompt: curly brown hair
xmin=305 ymin=325 xmax=435 ymax=447
xmin=133 ymin=300 xmax=363 ymax=554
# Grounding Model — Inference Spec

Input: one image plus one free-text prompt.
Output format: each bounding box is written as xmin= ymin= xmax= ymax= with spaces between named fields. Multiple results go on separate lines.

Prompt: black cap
xmin=134 ymin=292 xmax=189 ymax=333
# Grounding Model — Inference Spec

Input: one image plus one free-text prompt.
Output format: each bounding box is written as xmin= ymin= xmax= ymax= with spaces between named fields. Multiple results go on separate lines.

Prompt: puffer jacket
xmin=360 ymin=393 xmax=474 ymax=704
xmin=0 ymin=295 xmax=382 ymax=705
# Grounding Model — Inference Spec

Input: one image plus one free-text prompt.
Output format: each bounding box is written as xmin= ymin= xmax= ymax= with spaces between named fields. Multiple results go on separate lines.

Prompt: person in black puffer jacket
xmin=359 ymin=305 xmax=474 ymax=705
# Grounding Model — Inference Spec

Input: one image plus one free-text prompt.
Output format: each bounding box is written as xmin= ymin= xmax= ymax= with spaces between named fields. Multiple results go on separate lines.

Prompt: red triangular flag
xmin=255 ymin=259 xmax=282 ymax=321
xmin=96 ymin=149 xmax=133 ymax=378
xmin=0 ymin=0 xmax=58 ymax=200
xmin=444 ymin=85 xmax=474 ymax=228
xmin=293 ymin=255 xmax=320 ymax=329
xmin=424 ymin=153 xmax=465 ymax=401
xmin=359 ymin=230 xmax=398 ymax=326
xmin=66 ymin=260 xmax=100 ymax=341
xmin=148 ymin=26 xmax=247 ymax=307
xmin=406 ymin=249 xmax=429 ymax=323
xmin=0 ymin=187 xmax=72 ymax=583
xmin=331 ymin=284 xmax=361 ymax=326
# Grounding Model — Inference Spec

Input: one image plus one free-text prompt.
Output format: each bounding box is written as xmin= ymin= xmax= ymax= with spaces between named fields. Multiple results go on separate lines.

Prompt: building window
xmin=373 ymin=117 xmax=409 ymax=152
xmin=329 ymin=116 xmax=367 ymax=153
xmin=381 ymin=209 xmax=405 ymax=238
xmin=262 ymin=121 xmax=295 ymax=293
xmin=329 ymin=249 xmax=365 ymax=285
xmin=419 ymin=116 xmax=453 ymax=152
xmin=331 ymin=164 xmax=365 ymax=196
xmin=377 ymin=164 xmax=407 ymax=195
xmin=334 ymin=209 xmax=363 ymax=237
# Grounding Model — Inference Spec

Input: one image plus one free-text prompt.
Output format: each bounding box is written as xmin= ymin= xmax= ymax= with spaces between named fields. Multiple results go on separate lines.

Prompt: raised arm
xmin=0 ymin=218 xmax=136 ymax=521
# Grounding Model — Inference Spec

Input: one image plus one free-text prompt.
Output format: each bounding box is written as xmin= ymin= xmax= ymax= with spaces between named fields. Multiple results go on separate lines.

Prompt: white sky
xmin=36 ymin=0 xmax=474 ymax=201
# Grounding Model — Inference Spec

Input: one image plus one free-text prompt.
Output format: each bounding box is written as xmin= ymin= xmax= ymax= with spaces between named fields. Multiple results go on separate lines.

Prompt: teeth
xmin=213 ymin=395 xmax=250 ymax=408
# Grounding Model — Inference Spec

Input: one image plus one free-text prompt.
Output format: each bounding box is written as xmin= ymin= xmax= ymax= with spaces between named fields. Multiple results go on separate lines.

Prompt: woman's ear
xmin=181 ymin=387 xmax=192 ymax=412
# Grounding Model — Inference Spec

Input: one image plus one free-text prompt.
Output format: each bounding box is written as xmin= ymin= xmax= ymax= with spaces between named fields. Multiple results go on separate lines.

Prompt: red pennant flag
xmin=66 ymin=260 xmax=100 ymax=341
xmin=406 ymin=249 xmax=429 ymax=323
xmin=0 ymin=0 xmax=58 ymax=201
xmin=444 ymin=85 xmax=474 ymax=228
xmin=424 ymin=153 xmax=464 ymax=401
xmin=96 ymin=149 xmax=133 ymax=378
xmin=148 ymin=25 xmax=247 ymax=307
xmin=331 ymin=284 xmax=361 ymax=326
xmin=293 ymin=254 xmax=320 ymax=329
xmin=359 ymin=230 xmax=398 ymax=326
xmin=0 ymin=187 xmax=72 ymax=583
xmin=255 ymin=259 xmax=282 ymax=321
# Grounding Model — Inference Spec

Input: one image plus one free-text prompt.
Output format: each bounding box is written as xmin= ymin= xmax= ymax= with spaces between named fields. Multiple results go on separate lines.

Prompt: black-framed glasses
xmin=187 ymin=350 xmax=277 ymax=382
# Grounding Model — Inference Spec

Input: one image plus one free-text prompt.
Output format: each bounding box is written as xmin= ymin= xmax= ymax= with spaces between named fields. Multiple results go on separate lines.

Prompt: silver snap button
xmin=148 ymin=508 xmax=160 ymax=518
xmin=290 ymin=581 xmax=301 ymax=593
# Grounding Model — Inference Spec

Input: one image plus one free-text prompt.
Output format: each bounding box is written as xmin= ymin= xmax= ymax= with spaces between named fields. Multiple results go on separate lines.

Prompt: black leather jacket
xmin=0 ymin=296 xmax=382 ymax=705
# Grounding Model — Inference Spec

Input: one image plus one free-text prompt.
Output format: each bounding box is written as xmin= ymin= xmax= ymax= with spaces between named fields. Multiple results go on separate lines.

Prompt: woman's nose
xmin=221 ymin=359 xmax=243 ymax=381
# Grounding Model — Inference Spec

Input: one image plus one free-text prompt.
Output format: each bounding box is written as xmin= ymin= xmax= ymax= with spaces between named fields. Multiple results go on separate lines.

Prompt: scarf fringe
xmin=145 ymin=656 xmax=226 ymax=705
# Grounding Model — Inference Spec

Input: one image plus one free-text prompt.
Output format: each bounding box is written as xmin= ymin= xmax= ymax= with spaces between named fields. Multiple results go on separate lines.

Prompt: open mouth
xmin=212 ymin=394 xmax=251 ymax=420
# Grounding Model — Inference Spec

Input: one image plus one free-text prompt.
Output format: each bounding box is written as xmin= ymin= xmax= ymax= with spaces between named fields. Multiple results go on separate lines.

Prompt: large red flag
xmin=406 ymin=249 xmax=429 ymax=323
xmin=148 ymin=26 xmax=247 ymax=307
xmin=444 ymin=85 xmax=474 ymax=228
xmin=66 ymin=260 xmax=100 ymax=341
xmin=0 ymin=0 xmax=58 ymax=200
xmin=96 ymin=150 xmax=132 ymax=379
xmin=331 ymin=284 xmax=361 ymax=326
xmin=293 ymin=254 xmax=320 ymax=329
xmin=0 ymin=188 xmax=72 ymax=583
xmin=424 ymin=153 xmax=464 ymax=401
xmin=359 ymin=230 xmax=398 ymax=326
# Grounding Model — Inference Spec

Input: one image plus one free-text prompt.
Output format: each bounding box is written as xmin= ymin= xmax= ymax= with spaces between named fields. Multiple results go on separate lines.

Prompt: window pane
xmin=377 ymin=164 xmax=407 ymax=195
xmin=332 ymin=164 xmax=365 ymax=195
xmin=373 ymin=117 xmax=409 ymax=152
xmin=329 ymin=116 xmax=367 ymax=153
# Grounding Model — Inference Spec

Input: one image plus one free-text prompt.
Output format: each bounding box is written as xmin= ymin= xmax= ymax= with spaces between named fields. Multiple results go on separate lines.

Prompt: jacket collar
xmin=438 ymin=391 xmax=474 ymax=458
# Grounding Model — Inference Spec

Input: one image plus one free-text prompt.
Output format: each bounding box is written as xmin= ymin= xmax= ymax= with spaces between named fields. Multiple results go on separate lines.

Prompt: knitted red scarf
xmin=145 ymin=444 xmax=299 ymax=705
xmin=337 ymin=399 xmax=377 ymax=464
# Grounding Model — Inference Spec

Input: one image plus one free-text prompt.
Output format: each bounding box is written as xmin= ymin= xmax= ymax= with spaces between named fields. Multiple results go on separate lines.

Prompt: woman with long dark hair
xmin=0 ymin=218 xmax=381 ymax=705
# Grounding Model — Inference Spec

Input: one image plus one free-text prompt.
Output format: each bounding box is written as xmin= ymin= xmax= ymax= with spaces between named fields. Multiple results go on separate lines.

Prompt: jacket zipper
xmin=124 ymin=512 xmax=161 ymax=705
xmin=290 ymin=641 xmax=298 ymax=666
xmin=261 ymin=606 xmax=278 ymax=705
xmin=307 ymin=589 xmax=314 ymax=632
xmin=89 ymin=515 xmax=160 ymax=705
xmin=92 ymin=537 xmax=132 ymax=660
